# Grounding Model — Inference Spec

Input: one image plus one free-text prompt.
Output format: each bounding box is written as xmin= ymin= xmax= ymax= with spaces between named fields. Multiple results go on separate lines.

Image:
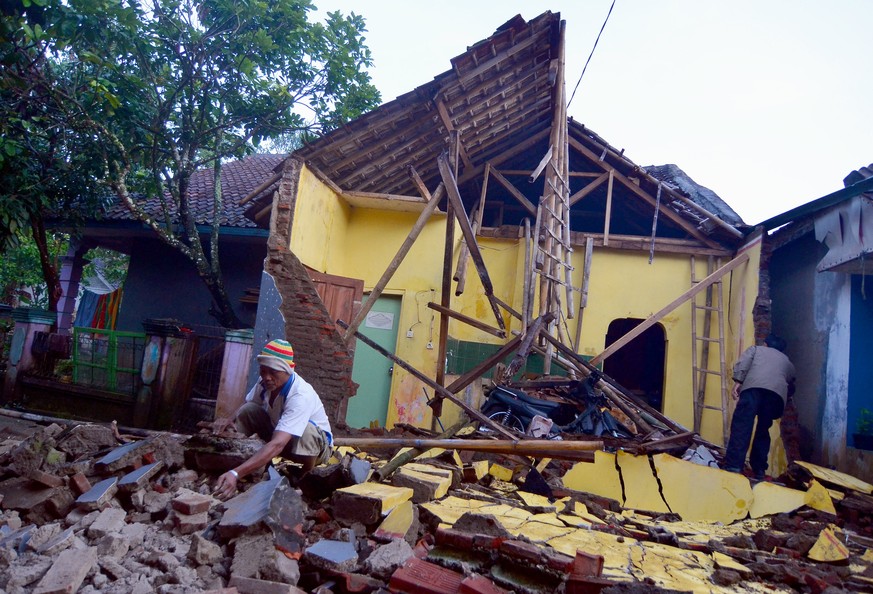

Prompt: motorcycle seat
xmin=488 ymin=386 xmax=566 ymax=413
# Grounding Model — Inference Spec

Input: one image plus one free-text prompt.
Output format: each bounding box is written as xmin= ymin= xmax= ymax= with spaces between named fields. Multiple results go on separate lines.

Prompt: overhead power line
xmin=568 ymin=0 xmax=617 ymax=109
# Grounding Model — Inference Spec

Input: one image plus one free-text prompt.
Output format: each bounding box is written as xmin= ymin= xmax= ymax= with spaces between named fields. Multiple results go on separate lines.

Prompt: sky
xmin=315 ymin=1 xmax=873 ymax=226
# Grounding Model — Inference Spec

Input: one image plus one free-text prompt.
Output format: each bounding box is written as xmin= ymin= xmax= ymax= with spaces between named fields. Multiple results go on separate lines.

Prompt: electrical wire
xmin=567 ymin=0 xmax=617 ymax=109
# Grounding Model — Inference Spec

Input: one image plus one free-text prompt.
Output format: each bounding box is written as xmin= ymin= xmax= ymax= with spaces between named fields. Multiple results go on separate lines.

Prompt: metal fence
xmin=72 ymin=328 xmax=147 ymax=396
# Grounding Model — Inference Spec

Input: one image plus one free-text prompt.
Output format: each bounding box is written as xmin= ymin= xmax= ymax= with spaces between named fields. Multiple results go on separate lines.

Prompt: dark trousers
xmin=724 ymin=387 xmax=785 ymax=474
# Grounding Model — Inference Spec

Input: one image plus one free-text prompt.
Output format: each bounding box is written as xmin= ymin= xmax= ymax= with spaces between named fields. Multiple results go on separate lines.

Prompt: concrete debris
xmin=0 ymin=416 xmax=872 ymax=593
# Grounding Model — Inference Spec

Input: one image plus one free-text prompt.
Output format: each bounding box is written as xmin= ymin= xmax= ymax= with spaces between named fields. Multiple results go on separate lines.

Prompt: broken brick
xmin=28 ymin=469 xmax=64 ymax=488
xmin=76 ymin=476 xmax=118 ymax=510
xmin=388 ymin=557 xmax=464 ymax=594
xmin=32 ymin=546 xmax=97 ymax=594
xmin=118 ymin=461 xmax=164 ymax=492
xmin=172 ymin=490 xmax=214 ymax=515
xmin=88 ymin=507 xmax=127 ymax=538
xmin=302 ymin=539 xmax=358 ymax=573
xmin=173 ymin=510 xmax=209 ymax=535
xmin=94 ymin=440 xmax=147 ymax=473
xmin=228 ymin=575 xmax=306 ymax=594
xmin=68 ymin=473 xmax=91 ymax=496
xmin=459 ymin=574 xmax=511 ymax=594
xmin=332 ymin=482 xmax=413 ymax=525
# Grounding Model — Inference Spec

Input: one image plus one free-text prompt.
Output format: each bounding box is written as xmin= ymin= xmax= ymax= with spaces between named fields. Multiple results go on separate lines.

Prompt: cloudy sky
xmin=316 ymin=1 xmax=872 ymax=226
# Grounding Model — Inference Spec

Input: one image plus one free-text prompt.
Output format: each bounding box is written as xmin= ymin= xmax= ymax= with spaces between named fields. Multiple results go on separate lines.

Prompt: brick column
xmin=1 ymin=307 xmax=57 ymax=403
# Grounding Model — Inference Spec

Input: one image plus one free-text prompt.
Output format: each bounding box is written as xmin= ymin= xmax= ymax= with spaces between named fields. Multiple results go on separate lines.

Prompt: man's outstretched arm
xmin=214 ymin=430 xmax=293 ymax=499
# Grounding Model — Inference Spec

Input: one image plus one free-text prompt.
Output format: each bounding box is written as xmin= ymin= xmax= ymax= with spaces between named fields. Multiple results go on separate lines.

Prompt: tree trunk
xmin=29 ymin=213 xmax=61 ymax=315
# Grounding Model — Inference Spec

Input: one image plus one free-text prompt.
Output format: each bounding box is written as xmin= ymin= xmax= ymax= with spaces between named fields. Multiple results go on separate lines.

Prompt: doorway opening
xmin=602 ymin=318 xmax=666 ymax=412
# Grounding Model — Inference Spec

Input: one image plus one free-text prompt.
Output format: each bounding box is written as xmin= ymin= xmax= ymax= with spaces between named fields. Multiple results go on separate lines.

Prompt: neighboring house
xmin=242 ymin=12 xmax=769 ymax=464
xmin=57 ymin=154 xmax=284 ymax=334
xmin=763 ymin=164 xmax=873 ymax=482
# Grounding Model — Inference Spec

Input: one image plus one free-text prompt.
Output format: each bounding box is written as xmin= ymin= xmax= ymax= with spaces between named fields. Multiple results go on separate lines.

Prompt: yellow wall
xmin=290 ymin=166 xmax=759 ymax=447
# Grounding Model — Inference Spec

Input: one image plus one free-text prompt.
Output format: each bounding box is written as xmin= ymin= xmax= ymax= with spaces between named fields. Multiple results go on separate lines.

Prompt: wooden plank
xmin=603 ymin=169 xmax=614 ymax=246
xmin=573 ymin=237 xmax=594 ymax=351
xmin=337 ymin=320 xmax=518 ymax=440
xmin=529 ymin=145 xmax=553 ymax=183
xmin=438 ymin=152 xmax=505 ymax=331
xmin=342 ymin=191 xmax=426 ymax=204
xmin=476 ymin=228 xmax=732 ymax=257
xmin=490 ymin=168 xmax=537 ymax=216
xmin=341 ymin=168 xmax=444 ymax=343
xmin=590 ymin=252 xmax=750 ymax=366
xmin=426 ymin=302 xmax=505 ymax=338
xmin=454 ymin=165 xmax=490 ymax=294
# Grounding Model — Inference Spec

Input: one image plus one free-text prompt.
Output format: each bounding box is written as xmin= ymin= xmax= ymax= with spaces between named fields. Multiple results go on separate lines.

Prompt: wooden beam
xmin=478 ymin=227 xmax=733 ymax=257
xmin=445 ymin=334 xmax=523 ymax=395
xmin=603 ymin=169 xmax=614 ymax=246
xmin=590 ymin=252 xmax=750 ymax=365
xmin=305 ymin=163 xmax=344 ymax=195
xmin=240 ymin=170 xmax=283 ymax=206
xmin=455 ymin=164 xmax=490 ymax=294
xmin=458 ymin=128 xmax=550 ymax=186
xmin=427 ymin=302 xmax=505 ymax=338
xmin=334 ymin=437 xmax=604 ymax=461
xmin=568 ymin=171 xmax=608 ymax=206
xmin=490 ymin=168 xmax=536 ymax=216
xmin=568 ymin=136 xmax=723 ymax=249
xmin=438 ymin=152 xmax=506 ymax=331
xmin=434 ymin=99 xmax=473 ymax=170
xmin=337 ymin=320 xmax=518 ymax=440
xmin=341 ymin=169 xmax=444 ymax=343
xmin=573 ymin=237 xmax=594 ymax=351
xmin=529 ymin=145 xmax=553 ymax=183
xmin=342 ymin=191 xmax=426 ymax=204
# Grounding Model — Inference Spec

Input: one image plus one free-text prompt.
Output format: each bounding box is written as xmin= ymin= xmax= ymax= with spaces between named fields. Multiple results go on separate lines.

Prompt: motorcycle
xmin=479 ymin=372 xmax=634 ymax=439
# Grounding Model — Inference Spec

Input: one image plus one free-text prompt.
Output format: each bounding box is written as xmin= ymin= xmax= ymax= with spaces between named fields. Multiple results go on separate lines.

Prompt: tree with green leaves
xmin=1 ymin=0 xmax=380 ymax=327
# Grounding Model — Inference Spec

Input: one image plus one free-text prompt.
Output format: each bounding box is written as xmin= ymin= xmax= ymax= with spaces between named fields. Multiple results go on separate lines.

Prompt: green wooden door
xmin=346 ymin=295 xmax=401 ymax=428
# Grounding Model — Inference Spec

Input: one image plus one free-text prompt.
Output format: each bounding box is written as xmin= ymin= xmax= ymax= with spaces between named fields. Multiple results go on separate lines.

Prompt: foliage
xmin=857 ymin=408 xmax=873 ymax=436
xmin=82 ymin=247 xmax=129 ymax=290
xmin=0 ymin=230 xmax=69 ymax=308
xmin=0 ymin=0 xmax=381 ymax=327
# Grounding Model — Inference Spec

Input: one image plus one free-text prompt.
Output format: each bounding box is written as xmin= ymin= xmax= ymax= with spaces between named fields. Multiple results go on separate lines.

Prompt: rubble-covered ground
xmin=1 ymin=414 xmax=873 ymax=594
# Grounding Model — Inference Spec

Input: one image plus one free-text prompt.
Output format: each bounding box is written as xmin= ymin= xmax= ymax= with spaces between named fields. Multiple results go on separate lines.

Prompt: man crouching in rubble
xmin=213 ymin=340 xmax=333 ymax=499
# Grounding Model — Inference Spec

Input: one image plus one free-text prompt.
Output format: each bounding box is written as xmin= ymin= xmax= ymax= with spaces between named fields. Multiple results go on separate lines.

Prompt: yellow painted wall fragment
xmin=795 ymin=461 xmax=873 ymax=494
xmin=373 ymin=500 xmax=414 ymax=540
xmin=804 ymin=480 xmax=837 ymax=515
xmin=749 ymin=482 xmax=806 ymax=519
xmin=808 ymin=525 xmax=849 ymax=562
xmin=334 ymin=482 xmax=413 ymax=515
xmin=405 ymin=463 xmax=455 ymax=481
xmin=617 ymin=452 xmax=668 ymax=513
xmin=392 ymin=467 xmax=451 ymax=502
xmin=517 ymin=491 xmax=556 ymax=513
xmin=489 ymin=463 xmax=514 ymax=482
xmin=712 ymin=552 xmax=753 ymax=574
xmin=653 ymin=453 xmax=752 ymax=523
xmin=419 ymin=496 xmax=491 ymax=525
xmin=465 ymin=460 xmax=489 ymax=481
xmin=562 ymin=451 xmax=623 ymax=503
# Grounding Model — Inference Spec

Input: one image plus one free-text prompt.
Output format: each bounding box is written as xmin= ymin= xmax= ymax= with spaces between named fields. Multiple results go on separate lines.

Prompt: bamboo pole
xmin=372 ymin=417 xmax=471 ymax=481
xmin=342 ymin=168 xmax=444 ymax=343
xmin=590 ymin=252 xmax=750 ymax=366
xmin=337 ymin=320 xmax=518 ymax=440
xmin=335 ymin=437 xmax=604 ymax=461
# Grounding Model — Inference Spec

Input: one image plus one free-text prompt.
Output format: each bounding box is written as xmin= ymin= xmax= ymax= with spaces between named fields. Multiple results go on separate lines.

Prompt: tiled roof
xmin=103 ymin=154 xmax=286 ymax=228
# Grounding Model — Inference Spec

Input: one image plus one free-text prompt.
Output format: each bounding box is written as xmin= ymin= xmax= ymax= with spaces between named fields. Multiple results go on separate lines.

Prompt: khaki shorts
xmin=288 ymin=422 xmax=332 ymax=465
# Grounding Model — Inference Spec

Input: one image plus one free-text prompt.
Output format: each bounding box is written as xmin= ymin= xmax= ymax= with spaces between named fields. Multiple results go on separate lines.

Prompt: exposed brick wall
xmin=754 ymin=233 xmax=773 ymax=345
xmin=265 ymin=157 xmax=357 ymax=433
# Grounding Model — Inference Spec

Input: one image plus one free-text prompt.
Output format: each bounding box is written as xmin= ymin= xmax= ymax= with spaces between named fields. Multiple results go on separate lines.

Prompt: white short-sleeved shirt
xmin=244 ymin=372 xmax=332 ymax=438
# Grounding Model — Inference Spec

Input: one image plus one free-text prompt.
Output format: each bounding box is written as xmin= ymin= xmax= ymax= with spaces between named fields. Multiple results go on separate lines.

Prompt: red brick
xmin=28 ymin=469 xmax=64 ymax=488
xmin=172 ymin=492 xmax=213 ymax=515
xmin=388 ymin=558 xmax=463 ymax=594
xmin=460 ymin=574 xmax=510 ymax=594
xmin=68 ymin=473 xmax=92 ymax=496
xmin=173 ymin=511 xmax=209 ymax=535
xmin=33 ymin=546 xmax=97 ymax=594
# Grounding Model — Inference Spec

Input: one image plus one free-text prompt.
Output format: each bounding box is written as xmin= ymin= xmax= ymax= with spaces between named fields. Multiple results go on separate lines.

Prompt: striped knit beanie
xmin=257 ymin=340 xmax=295 ymax=374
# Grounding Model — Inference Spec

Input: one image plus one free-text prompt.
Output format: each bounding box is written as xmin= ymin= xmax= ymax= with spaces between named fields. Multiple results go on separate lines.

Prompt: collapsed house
xmin=237 ymin=12 xmax=768 ymax=467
